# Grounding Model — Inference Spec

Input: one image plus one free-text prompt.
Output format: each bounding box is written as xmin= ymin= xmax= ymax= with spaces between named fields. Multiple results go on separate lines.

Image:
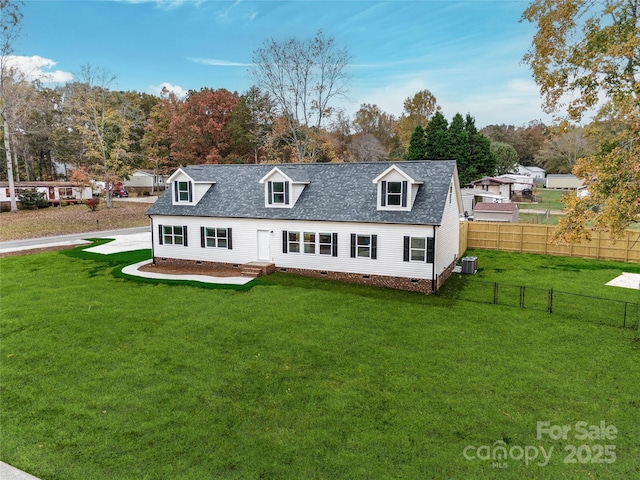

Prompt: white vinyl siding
xmin=151 ymin=216 xmax=438 ymax=280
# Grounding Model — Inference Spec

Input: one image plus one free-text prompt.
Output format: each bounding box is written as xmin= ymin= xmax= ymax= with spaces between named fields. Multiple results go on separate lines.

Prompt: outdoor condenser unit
xmin=461 ymin=256 xmax=477 ymax=274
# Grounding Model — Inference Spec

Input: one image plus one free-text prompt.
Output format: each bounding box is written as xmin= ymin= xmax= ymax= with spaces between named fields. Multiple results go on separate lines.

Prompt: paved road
xmin=0 ymin=226 xmax=150 ymax=254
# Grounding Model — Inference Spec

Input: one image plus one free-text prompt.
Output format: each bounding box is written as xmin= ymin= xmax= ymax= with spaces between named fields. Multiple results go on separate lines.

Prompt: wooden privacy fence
xmin=459 ymin=221 xmax=640 ymax=263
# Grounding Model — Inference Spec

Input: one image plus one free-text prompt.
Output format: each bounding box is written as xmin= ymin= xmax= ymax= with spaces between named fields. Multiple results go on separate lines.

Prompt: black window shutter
xmin=402 ymin=181 xmax=408 ymax=207
xmin=188 ymin=182 xmax=193 ymax=202
xmin=227 ymin=228 xmax=233 ymax=249
xmin=158 ymin=224 xmax=163 ymax=245
xmin=332 ymin=233 xmax=338 ymax=257
xmin=183 ymin=226 xmax=188 ymax=247
xmin=381 ymin=181 xmax=386 ymax=207
xmin=427 ymin=237 xmax=435 ymax=263
xmin=200 ymin=226 xmax=205 ymax=248
xmin=371 ymin=235 xmax=377 ymax=259
xmin=403 ymin=236 xmax=410 ymax=262
xmin=282 ymin=230 xmax=288 ymax=253
xmin=284 ymin=182 xmax=290 ymax=204
xmin=350 ymin=234 xmax=356 ymax=258
xmin=268 ymin=182 xmax=273 ymax=204
xmin=174 ymin=183 xmax=178 ymax=202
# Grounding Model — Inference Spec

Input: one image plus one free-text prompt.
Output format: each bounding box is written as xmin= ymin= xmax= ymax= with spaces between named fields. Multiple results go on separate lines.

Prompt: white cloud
xmin=116 ymin=0 xmax=204 ymax=9
xmin=148 ymin=82 xmax=187 ymax=97
xmin=188 ymin=57 xmax=252 ymax=67
xmin=4 ymin=55 xmax=73 ymax=84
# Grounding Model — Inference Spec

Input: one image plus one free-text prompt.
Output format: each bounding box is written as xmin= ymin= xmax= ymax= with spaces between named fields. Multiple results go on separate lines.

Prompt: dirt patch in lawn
xmin=0 ymin=201 xmax=150 ymax=242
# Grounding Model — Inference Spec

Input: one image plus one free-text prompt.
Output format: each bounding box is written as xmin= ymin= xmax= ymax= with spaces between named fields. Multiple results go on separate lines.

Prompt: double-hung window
xmin=303 ymin=232 xmax=316 ymax=254
xmin=350 ymin=234 xmax=377 ymax=259
xmin=381 ymin=180 xmax=408 ymax=208
xmin=268 ymin=181 xmax=289 ymax=205
xmin=318 ymin=233 xmax=337 ymax=256
xmin=159 ymin=225 xmax=187 ymax=246
xmin=174 ymin=181 xmax=192 ymax=203
xmin=403 ymin=236 xmax=434 ymax=263
xmin=201 ymin=227 xmax=232 ymax=249
xmin=282 ymin=231 xmax=300 ymax=253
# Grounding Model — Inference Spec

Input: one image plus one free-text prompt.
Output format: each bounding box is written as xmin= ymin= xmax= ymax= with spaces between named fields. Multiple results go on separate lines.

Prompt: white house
xmin=126 ymin=170 xmax=168 ymax=191
xmin=516 ymin=164 xmax=546 ymax=179
xmin=546 ymin=174 xmax=584 ymax=189
xmin=146 ymin=161 xmax=463 ymax=293
xmin=0 ymin=181 xmax=93 ymax=209
xmin=496 ymin=174 xmax=534 ymax=192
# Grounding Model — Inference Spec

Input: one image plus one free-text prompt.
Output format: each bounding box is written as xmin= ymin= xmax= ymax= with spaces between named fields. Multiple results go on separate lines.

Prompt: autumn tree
xmin=397 ymin=89 xmax=439 ymax=152
xmin=142 ymin=87 xmax=181 ymax=174
xmin=66 ymin=65 xmax=144 ymax=208
xmin=522 ymin=0 xmax=640 ymax=238
xmin=534 ymin=126 xmax=594 ymax=174
xmin=252 ymin=30 xmax=350 ymax=162
xmin=352 ymin=103 xmax=399 ymax=155
xmin=169 ymin=87 xmax=237 ymax=165
xmin=348 ymin=133 xmax=386 ymax=162
xmin=491 ymin=142 xmax=519 ymax=176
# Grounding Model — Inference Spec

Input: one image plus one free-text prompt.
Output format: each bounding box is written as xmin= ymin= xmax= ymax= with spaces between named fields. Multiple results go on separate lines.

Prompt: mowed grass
xmin=1 ymin=247 xmax=639 ymax=479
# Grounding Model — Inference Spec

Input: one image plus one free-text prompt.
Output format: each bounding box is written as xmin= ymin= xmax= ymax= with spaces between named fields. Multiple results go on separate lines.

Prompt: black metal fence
xmin=442 ymin=280 xmax=639 ymax=329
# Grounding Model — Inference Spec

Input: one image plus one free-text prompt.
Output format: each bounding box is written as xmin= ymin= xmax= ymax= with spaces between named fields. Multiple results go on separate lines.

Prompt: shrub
xmin=18 ymin=189 xmax=48 ymax=209
xmin=85 ymin=198 xmax=100 ymax=211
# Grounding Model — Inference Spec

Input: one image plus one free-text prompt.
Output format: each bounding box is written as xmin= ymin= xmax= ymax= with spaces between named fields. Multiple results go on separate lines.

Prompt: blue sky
xmin=17 ymin=0 xmax=551 ymax=127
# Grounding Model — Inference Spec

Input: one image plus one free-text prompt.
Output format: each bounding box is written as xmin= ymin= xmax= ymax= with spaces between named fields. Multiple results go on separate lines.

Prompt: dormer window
xmin=381 ymin=180 xmax=408 ymax=208
xmin=269 ymin=181 xmax=289 ymax=205
xmin=175 ymin=181 xmax=192 ymax=202
xmin=373 ymin=165 xmax=421 ymax=212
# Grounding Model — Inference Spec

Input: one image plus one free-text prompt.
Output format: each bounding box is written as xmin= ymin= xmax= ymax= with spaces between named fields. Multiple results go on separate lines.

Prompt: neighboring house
xmin=473 ymin=202 xmax=519 ymax=223
xmin=0 ymin=181 xmax=92 ymax=209
xmin=546 ymin=174 xmax=584 ymax=189
xmin=146 ymin=160 xmax=463 ymax=293
xmin=126 ymin=170 xmax=168 ymax=192
xmin=461 ymin=190 xmax=510 ymax=218
xmin=496 ymin=174 xmax=534 ymax=192
xmin=465 ymin=177 xmax=513 ymax=199
xmin=577 ymin=186 xmax=590 ymax=198
xmin=516 ymin=164 xmax=546 ymax=180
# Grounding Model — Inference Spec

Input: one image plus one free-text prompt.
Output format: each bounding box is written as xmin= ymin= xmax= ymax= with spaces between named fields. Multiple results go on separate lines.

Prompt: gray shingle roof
xmin=147 ymin=160 xmax=457 ymax=225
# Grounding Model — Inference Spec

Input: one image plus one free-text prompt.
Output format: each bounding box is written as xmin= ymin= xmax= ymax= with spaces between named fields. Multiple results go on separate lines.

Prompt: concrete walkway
xmin=0 ymin=226 xmax=150 ymax=254
xmin=0 ymin=462 xmax=41 ymax=480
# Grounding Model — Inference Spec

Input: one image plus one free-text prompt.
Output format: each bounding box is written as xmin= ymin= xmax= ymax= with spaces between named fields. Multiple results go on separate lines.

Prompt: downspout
xmin=149 ymin=215 xmax=156 ymax=265
xmin=431 ymin=225 xmax=437 ymax=294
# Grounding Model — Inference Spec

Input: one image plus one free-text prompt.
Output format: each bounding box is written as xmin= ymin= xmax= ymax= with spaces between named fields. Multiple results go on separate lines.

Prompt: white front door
xmin=257 ymin=229 xmax=270 ymax=261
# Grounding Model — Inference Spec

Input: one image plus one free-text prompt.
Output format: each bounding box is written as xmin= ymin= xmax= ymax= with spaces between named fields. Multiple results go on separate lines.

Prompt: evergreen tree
xmin=447 ymin=113 xmax=471 ymax=177
xmin=423 ymin=111 xmax=449 ymax=159
xmin=406 ymin=124 xmax=426 ymax=160
xmin=465 ymin=113 xmax=495 ymax=183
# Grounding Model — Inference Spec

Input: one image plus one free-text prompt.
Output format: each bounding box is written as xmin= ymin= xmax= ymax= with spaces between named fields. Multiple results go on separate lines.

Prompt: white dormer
xmin=167 ymin=168 xmax=215 ymax=206
xmin=259 ymin=167 xmax=309 ymax=208
xmin=372 ymin=165 xmax=423 ymax=211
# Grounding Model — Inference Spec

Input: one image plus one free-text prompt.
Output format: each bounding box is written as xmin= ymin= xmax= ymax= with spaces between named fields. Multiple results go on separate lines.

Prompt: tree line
xmin=1 ymin=0 xmax=637 ymax=239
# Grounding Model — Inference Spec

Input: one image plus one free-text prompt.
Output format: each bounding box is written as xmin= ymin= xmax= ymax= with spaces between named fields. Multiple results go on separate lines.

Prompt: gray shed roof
xmin=147 ymin=160 xmax=457 ymax=225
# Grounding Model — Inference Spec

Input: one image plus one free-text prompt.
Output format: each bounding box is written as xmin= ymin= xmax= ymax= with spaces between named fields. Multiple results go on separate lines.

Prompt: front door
xmin=257 ymin=229 xmax=270 ymax=261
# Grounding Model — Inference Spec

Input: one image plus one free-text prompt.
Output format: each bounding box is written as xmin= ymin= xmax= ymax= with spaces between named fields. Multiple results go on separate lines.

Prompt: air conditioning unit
xmin=461 ymin=256 xmax=477 ymax=274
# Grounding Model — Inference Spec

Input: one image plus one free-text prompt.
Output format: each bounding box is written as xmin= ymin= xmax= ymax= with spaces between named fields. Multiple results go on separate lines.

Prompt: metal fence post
xmin=494 ymin=282 xmax=498 ymax=305
xmin=548 ymin=288 xmax=553 ymax=314
xmin=520 ymin=286 xmax=525 ymax=309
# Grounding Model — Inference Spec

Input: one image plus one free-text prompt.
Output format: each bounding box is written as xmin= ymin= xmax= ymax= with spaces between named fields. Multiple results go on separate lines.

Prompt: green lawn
xmin=1 ymin=246 xmax=639 ymax=479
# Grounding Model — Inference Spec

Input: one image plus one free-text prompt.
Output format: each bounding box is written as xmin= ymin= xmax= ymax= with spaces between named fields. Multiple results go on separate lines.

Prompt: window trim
xmin=174 ymin=180 xmax=193 ymax=203
xmin=350 ymin=233 xmax=377 ymax=259
xmin=200 ymin=226 xmax=233 ymax=249
xmin=380 ymin=180 xmax=408 ymax=209
xmin=158 ymin=224 xmax=188 ymax=246
xmin=403 ymin=235 xmax=434 ymax=263
xmin=283 ymin=230 xmax=338 ymax=256
xmin=268 ymin=181 xmax=290 ymax=206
